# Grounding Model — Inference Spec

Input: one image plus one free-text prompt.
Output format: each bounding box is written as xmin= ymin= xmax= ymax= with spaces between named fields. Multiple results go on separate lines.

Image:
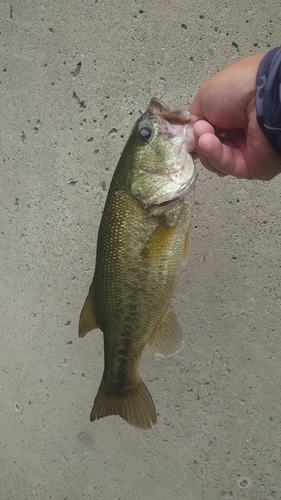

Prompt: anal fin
xmin=79 ymin=293 xmax=99 ymax=337
xmin=147 ymin=304 xmax=184 ymax=360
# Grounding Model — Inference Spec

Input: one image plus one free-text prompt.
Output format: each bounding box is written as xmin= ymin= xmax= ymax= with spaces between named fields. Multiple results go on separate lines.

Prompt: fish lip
xmin=149 ymin=168 xmax=197 ymax=209
xmin=148 ymin=97 xmax=191 ymax=125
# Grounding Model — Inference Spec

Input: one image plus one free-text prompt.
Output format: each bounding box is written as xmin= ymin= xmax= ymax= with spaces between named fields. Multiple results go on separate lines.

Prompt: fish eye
xmin=138 ymin=126 xmax=154 ymax=144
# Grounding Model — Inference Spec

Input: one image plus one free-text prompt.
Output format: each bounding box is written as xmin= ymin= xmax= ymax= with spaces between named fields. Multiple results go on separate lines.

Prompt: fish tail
xmin=90 ymin=377 xmax=157 ymax=429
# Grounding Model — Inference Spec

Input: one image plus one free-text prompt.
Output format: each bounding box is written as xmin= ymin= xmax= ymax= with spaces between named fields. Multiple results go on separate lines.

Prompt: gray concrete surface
xmin=1 ymin=1 xmax=281 ymax=499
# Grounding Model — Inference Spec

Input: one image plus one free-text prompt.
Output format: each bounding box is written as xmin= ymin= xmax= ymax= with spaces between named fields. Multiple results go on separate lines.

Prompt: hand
xmin=190 ymin=53 xmax=281 ymax=180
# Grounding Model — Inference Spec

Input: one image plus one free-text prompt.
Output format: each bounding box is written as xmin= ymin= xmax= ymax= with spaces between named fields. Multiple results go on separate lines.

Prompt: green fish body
xmin=79 ymin=98 xmax=196 ymax=429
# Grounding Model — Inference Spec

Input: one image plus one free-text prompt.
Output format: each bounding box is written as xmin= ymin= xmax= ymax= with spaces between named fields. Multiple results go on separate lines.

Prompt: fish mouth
xmin=152 ymin=170 xmax=196 ymax=208
xmin=147 ymin=160 xmax=196 ymax=211
xmin=148 ymin=97 xmax=191 ymax=126
xmin=131 ymin=149 xmax=196 ymax=210
xmin=148 ymin=97 xmax=195 ymax=152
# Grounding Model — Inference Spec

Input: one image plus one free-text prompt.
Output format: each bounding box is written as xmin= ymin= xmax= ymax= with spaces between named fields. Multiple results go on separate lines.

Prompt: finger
xmin=198 ymin=133 xmax=250 ymax=179
xmin=193 ymin=120 xmax=215 ymax=137
xmin=192 ymin=124 xmax=228 ymax=176
xmin=195 ymin=149 xmax=228 ymax=177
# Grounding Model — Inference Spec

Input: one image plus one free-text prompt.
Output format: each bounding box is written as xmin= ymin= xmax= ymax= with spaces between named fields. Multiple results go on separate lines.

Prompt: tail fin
xmin=90 ymin=378 xmax=157 ymax=429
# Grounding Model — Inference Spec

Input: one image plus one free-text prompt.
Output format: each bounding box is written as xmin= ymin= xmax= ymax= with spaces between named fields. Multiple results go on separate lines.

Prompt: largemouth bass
xmin=79 ymin=97 xmax=196 ymax=429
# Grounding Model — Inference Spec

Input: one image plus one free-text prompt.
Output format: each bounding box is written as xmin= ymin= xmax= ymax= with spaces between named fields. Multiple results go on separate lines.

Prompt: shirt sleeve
xmin=256 ymin=46 xmax=281 ymax=156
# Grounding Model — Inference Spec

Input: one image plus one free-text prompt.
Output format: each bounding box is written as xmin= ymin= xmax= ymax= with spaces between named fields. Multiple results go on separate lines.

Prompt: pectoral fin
xmin=141 ymin=224 xmax=176 ymax=264
xmin=182 ymin=227 xmax=191 ymax=265
xmin=147 ymin=304 xmax=184 ymax=360
xmin=79 ymin=293 xmax=99 ymax=337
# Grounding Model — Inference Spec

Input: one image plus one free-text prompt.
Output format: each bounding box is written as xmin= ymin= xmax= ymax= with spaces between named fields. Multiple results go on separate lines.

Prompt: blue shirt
xmin=256 ymin=47 xmax=281 ymax=156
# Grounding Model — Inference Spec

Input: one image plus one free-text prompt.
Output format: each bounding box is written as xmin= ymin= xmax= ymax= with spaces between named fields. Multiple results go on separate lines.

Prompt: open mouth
xmin=155 ymin=197 xmax=181 ymax=208
xmin=150 ymin=170 xmax=197 ymax=209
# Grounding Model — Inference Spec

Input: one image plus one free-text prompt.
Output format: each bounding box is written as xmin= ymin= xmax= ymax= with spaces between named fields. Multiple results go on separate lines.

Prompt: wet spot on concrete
xmin=78 ymin=432 xmax=92 ymax=446
xmin=237 ymin=477 xmax=251 ymax=489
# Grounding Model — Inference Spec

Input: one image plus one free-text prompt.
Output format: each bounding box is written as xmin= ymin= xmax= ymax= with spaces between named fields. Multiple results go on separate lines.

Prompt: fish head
xmin=128 ymin=97 xmax=196 ymax=211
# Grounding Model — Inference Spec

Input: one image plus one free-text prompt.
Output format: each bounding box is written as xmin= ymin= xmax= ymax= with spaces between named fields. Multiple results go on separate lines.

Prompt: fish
xmin=79 ymin=97 xmax=196 ymax=429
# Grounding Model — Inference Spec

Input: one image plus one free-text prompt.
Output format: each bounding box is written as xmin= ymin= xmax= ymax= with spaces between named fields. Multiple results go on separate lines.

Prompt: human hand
xmin=190 ymin=53 xmax=281 ymax=180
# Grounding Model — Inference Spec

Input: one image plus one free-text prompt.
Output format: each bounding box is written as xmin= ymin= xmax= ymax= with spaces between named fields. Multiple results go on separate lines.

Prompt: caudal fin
xmin=90 ymin=378 xmax=157 ymax=429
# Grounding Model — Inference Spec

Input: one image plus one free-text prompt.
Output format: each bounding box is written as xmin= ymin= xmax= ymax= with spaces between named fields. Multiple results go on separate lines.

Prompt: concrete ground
xmin=1 ymin=1 xmax=281 ymax=499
